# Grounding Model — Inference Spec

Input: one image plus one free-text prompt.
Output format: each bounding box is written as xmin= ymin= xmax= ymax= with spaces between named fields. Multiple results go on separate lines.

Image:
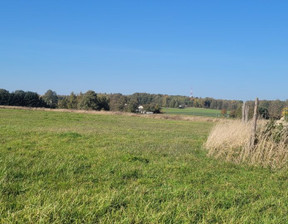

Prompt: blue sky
xmin=1 ymin=1 xmax=287 ymax=100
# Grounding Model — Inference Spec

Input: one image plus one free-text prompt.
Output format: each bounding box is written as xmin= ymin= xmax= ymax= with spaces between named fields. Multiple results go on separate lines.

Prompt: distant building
xmin=138 ymin=105 xmax=144 ymax=113
xmin=137 ymin=105 xmax=154 ymax=114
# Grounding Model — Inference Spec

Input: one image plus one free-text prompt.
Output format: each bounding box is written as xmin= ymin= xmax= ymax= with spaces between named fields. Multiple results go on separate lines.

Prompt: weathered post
xmin=242 ymin=101 xmax=249 ymax=123
xmin=242 ymin=102 xmax=246 ymax=123
xmin=245 ymin=105 xmax=249 ymax=123
xmin=250 ymin=97 xmax=259 ymax=148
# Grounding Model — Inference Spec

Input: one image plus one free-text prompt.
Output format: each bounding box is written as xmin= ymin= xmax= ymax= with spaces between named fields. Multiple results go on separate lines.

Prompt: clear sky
xmin=1 ymin=1 xmax=287 ymax=100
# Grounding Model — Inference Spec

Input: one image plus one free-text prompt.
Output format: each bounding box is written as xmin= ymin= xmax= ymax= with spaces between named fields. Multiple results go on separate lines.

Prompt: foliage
xmin=143 ymin=104 xmax=162 ymax=113
xmin=68 ymin=92 xmax=78 ymax=109
xmin=0 ymin=89 xmax=10 ymax=105
xmin=97 ymin=95 xmax=110 ymax=111
xmin=79 ymin=90 xmax=100 ymax=110
xmin=108 ymin=94 xmax=127 ymax=111
xmin=0 ymin=89 xmax=48 ymax=108
xmin=282 ymin=107 xmax=288 ymax=121
xmin=9 ymin=90 xmax=25 ymax=106
xmin=0 ymin=89 xmax=287 ymax=118
xmin=42 ymin=89 xmax=58 ymax=108
xmin=125 ymin=100 xmax=138 ymax=113
xmin=108 ymin=93 xmax=243 ymax=111
xmin=266 ymin=100 xmax=285 ymax=119
xmin=258 ymin=107 xmax=269 ymax=119
xmin=57 ymin=96 xmax=69 ymax=108
xmin=259 ymin=120 xmax=288 ymax=144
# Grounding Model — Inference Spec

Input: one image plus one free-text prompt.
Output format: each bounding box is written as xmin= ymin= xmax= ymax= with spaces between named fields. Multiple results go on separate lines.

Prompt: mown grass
xmin=1 ymin=109 xmax=288 ymax=223
xmin=162 ymin=107 xmax=222 ymax=117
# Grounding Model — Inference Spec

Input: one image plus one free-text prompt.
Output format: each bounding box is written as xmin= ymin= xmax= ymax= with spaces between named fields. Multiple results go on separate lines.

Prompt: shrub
xmin=221 ymin=108 xmax=227 ymax=117
xmin=258 ymin=107 xmax=269 ymax=119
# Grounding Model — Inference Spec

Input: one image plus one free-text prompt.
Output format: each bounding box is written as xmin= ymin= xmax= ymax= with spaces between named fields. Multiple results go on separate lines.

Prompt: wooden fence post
xmin=245 ymin=105 xmax=249 ymax=123
xmin=242 ymin=101 xmax=249 ymax=123
xmin=242 ymin=102 xmax=246 ymax=123
xmin=250 ymin=97 xmax=259 ymax=148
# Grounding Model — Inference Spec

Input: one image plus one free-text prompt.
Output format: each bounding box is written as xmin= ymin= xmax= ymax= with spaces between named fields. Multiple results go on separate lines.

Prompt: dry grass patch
xmin=205 ymin=119 xmax=288 ymax=169
xmin=205 ymin=120 xmax=252 ymax=163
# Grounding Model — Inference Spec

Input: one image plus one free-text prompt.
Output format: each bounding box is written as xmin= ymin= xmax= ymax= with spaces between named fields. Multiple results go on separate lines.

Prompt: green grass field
xmin=1 ymin=109 xmax=288 ymax=223
xmin=162 ymin=107 xmax=223 ymax=117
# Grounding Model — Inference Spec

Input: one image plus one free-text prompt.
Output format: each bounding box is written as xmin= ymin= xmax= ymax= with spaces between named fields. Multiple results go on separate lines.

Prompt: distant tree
xmin=57 ymin=96 xmax=69 ymax=109
xmin=10 ymin=90 xmax=25 ymax=106
xmin=24 ymin=91 xmax=45 ymax=107
xmin=67 ymin=92 xmax=78 ymax=109
xmin=269 ymin=100 xmax=284 ymax=119
xmin=162 ymin=95 xmax=168 ymax=107
xmin=109 ymin=94 xmax=127 ymax=111
xmin=126 ymin=100 xmax=138 ymax=113
xmin=79 ymin=90 xmax=99 ymax=110
xmin=143 ymin=104 xmax=161 ymax=113
xmin=193 ymin=98 xmax=202 ymax=108
xmin=235 ymin=105 xmax=243 ymax=118
xmin=42 ymin=90 xmax=58 ymax=108
xmin=98 ymin=95 xmax=110 ymax=111
xmin=204 ymin=98 xmax=212 ymax=108
xmin=210 ymin=99 xmax=218 ymax=109
xmin=169 ymin=99 xmax=179 ymax=108
xmin=259 ymin=100 xmax=270 ymax=110
xmin=0 ymin=89 xmax=10 ymax=105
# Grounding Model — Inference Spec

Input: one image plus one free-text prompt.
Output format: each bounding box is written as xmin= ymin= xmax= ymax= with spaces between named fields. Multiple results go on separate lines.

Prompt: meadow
xmin=1 ymin=108 xmax=288 ymax=223
xmin=162 ymin=107 xmax=222 ymax=118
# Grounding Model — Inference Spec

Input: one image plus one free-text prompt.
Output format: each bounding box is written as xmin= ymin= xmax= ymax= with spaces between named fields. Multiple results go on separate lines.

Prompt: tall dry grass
xmin=205 ymin=120 xmax=252 ymax=163
xmin=205 ymin=119 xmax=288 ymax=169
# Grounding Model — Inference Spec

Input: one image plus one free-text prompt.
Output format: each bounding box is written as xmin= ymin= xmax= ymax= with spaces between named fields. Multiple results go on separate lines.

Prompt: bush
xmin=258 ymin=107 xmax=269 ymax=119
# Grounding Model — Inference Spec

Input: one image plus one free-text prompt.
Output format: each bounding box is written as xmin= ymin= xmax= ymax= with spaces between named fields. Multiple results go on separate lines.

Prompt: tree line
xmin=0 ymin=89 xmax=110 ymax=111
xmin=0 ymin=88 xmax=287 ymax=118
